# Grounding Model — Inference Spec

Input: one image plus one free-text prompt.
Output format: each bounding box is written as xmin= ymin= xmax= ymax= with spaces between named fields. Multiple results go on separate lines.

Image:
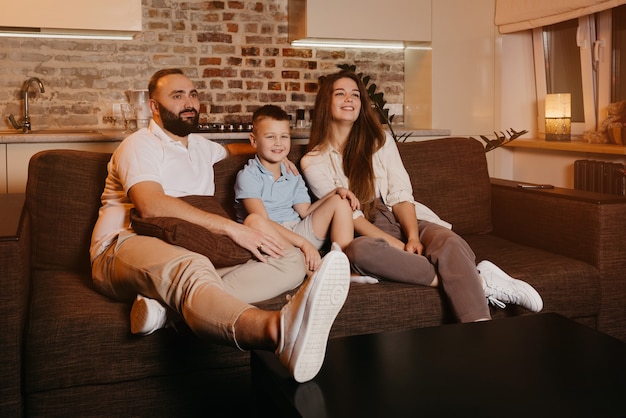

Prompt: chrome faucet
xmin=8 ymin=77 xmax=45 ymax=133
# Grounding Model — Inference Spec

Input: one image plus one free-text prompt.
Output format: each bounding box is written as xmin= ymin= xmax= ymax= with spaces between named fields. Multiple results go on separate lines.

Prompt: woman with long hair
xmin=301 ymin=70 xmax=543 ymax=322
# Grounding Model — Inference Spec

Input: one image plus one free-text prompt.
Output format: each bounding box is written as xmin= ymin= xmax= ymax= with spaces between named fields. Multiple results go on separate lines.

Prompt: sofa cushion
xmin=464 ymin=233 xmax=601 ymax=320
xmin=131 ymin=195 xmax=252 ymax=268
xmin=398 ymin=138 xmax=492 ymax=235
xmin=26 ymin=150 xmax=111 ymax=273
xmin=24 ymin=269 xmax=251 ymax=394
xmin=22 ymin=269 xmax=448 ymax=396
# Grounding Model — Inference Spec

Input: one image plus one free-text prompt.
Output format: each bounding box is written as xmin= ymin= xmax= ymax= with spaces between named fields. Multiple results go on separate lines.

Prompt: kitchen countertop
xmin=0 ymin=127 xmax=451 ymax=144
xmin=0 ymin=129 xmax=128 ymax=144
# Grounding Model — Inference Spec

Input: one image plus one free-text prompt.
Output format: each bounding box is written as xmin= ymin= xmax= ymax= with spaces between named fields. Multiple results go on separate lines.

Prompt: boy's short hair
xmin=252 ymin=104 xmax=290 ymax=126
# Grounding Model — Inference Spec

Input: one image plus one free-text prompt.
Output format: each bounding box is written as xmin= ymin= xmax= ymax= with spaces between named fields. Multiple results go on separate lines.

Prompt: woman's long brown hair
xmin=308 ymin=70 xmax=386 ymax=219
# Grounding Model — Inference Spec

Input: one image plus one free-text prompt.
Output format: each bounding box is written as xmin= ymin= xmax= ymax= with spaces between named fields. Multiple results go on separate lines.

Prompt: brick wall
xmin=0 ymin=0 xmax=405 ymax=130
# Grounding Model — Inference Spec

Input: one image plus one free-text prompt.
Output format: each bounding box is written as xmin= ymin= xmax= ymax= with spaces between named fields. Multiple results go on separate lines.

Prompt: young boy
xmin=234 ymin=104 xmax=359 ymax=272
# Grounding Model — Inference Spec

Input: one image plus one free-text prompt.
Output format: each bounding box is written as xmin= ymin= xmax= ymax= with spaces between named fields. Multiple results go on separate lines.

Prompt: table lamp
xmin=545 ymin=93 xmax=571 ymax=141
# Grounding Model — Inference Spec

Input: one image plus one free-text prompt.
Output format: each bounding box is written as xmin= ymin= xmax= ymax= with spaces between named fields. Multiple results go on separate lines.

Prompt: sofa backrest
xmin=397 ymin=138 xmax=492 ymax=235
xmin=25 ymin=137 xmax=491 ymax=272
xmin=213 ymin=138 xmax=492 ymax=237
xmin=26 ymin=150 xmax=111 ymax=273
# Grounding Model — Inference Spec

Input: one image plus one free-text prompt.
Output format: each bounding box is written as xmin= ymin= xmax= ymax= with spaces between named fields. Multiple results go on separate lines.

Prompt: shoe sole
xmin=291 ymin=251 xmax=350 ymax=383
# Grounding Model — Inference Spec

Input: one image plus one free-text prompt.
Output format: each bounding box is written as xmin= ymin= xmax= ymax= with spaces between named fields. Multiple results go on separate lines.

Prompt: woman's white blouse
xmin=301 ymin=133 xmax=451 ymax=229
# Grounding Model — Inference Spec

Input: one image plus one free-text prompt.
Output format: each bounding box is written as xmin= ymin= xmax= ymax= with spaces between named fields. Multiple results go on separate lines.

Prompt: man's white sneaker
xmin=130 ymin=295 xmax=168 ymax=336
xmin=478 ymin=260 xmax=543 ymax=312
xmin=276 ymin=250 xmax=350 ymax=383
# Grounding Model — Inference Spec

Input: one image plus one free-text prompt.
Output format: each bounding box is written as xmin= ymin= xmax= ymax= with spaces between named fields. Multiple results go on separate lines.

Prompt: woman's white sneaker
xmin=478 ymin=260 xmax=543 ymax=312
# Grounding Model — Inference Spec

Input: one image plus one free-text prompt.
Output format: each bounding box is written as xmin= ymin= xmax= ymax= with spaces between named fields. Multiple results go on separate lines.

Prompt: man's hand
xmin=227 ymin=222 xmax=286 ymax=262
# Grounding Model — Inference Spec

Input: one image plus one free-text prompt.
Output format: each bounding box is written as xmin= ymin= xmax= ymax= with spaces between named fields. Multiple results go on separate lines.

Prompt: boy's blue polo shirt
xmin=234 ymin=156 xmax=311 ymax=223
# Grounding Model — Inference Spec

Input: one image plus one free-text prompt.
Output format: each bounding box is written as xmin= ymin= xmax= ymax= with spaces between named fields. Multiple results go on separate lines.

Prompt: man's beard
xmin=157 ymin=102 xmax=199 ymax=137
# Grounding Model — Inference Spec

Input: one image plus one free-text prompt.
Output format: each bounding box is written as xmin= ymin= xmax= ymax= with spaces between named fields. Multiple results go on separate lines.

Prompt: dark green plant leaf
xmin=471 ymin=128 xmax=528 ymax=152
xmin=338 ymin=64 xmax=356 ymax=72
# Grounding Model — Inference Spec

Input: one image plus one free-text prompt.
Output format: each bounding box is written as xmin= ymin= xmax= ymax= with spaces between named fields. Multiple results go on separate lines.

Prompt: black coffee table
xmin=251 ymin=313 xmax=626 ymax=417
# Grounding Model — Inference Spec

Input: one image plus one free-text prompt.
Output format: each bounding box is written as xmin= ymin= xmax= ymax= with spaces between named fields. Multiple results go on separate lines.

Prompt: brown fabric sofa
xmin=3 ymin=137 xmax=625 ymax=417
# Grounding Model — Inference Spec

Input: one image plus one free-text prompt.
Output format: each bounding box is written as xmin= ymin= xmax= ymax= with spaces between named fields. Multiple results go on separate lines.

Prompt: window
xmin=543 ymin=20 xmax=586 ymax=122
xmin=532 ymin=5 xmax=626 ymax=137
xmin=597 ymin=5 xmax=626 ymax=123
xmin=609 ymin=5 xmax=626 ymax=102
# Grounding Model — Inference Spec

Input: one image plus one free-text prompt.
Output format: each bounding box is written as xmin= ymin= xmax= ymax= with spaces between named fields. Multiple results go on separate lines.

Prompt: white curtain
xmin=495 ymin=0 xmax=626 ymax=33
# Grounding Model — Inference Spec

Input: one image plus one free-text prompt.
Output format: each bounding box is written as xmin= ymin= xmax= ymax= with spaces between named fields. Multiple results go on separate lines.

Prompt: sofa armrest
xmin=0 ymin=195 xmax=30 ymax=416
xmin=490 ymin=178 xmax=626 ymax=271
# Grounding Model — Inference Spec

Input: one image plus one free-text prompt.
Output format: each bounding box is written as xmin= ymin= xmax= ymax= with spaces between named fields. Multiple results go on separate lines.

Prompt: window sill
xmin=504 ymin=138 xmax=626 ymax=156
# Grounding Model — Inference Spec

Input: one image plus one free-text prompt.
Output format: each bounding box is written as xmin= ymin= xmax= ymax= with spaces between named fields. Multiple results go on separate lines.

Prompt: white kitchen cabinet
xmin=6 ymin=142 xmax=120 ymax=194
xmin=289 ymin=0 xmax=431 ymax=42
xmin=431 ymin=0 xmax=496 ymax=137
xmin=405 ymin=0 xmax=496 ymax=136
xmin=0 ymin=0 xmax=141 ymax=35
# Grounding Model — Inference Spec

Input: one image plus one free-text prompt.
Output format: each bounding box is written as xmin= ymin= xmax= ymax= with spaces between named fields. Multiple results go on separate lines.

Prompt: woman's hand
xmin=336 ymin=187 xmax=360 ymax=210
xmin=404 ymin=236 xmax=424 ymax=255
xmin=392 ymin=201 xmax=422 ymax=254
xmin=282 ymin=157 xmax=299 ymax=175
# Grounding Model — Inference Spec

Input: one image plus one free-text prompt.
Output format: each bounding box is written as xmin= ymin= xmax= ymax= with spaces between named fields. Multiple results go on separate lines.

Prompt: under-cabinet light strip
xmin=0 ymin=27 xmax=135 ymax=40
xmin=291 ymin=39 xmax=406 ymax=50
